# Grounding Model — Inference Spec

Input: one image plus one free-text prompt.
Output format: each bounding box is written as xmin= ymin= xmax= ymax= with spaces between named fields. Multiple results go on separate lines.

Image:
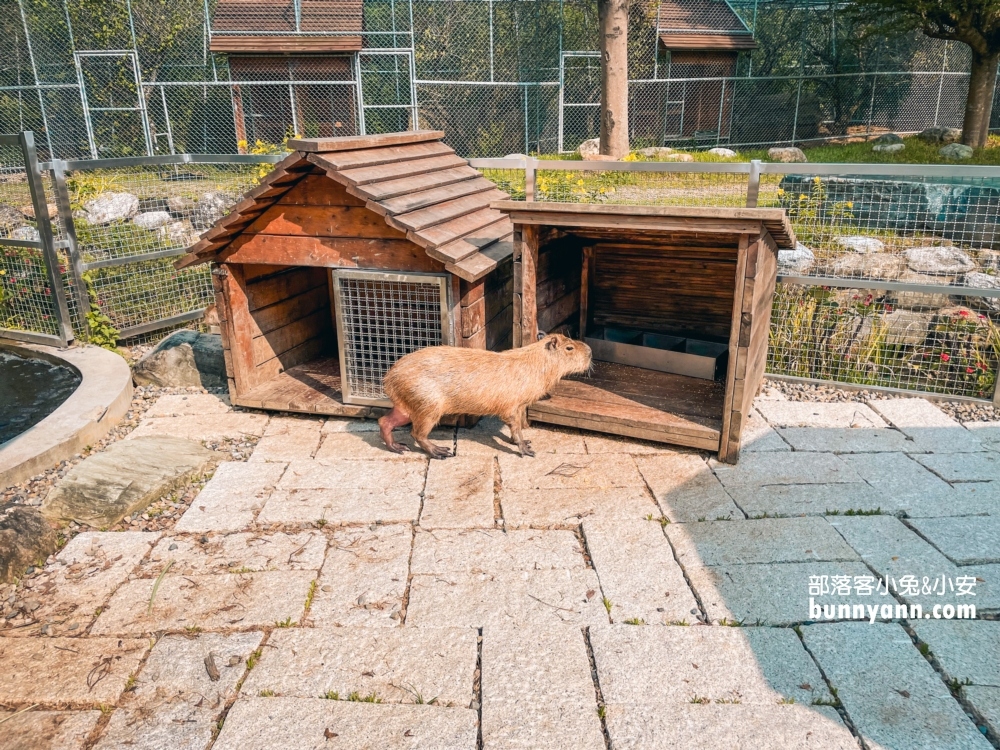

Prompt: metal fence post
xmin=20 ymin=131 xmax=74 ymax=346
xmin=49 ymin=159 xmax=91 ymax=341
xmin=525 ymin=157 xmax=536 ymax=202
xmin=746 ymin=160 xmax=761 ymax=208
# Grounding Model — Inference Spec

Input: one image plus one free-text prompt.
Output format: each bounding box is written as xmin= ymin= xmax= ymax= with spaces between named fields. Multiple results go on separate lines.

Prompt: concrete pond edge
xmin=0 ymin=341 xmax=133 ymax=488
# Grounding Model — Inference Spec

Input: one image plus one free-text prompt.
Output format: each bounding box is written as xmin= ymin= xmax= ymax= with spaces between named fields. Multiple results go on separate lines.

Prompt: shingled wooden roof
xmin=175 ymin=130 xmax=514 ymax=282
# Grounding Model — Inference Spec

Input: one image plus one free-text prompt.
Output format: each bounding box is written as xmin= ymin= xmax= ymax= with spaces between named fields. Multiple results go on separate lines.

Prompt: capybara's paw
xmin=428 ymin=444 xmax=453 ymax=459
xmin=386 ymin=442 xmax=410 ymax=454
xmin=520 ymin=441 xmax=535 ymax=458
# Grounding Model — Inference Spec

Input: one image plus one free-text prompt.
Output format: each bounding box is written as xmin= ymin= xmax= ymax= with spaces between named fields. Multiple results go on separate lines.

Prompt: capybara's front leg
xmin=506 ymin=412 xmax=534 ymax=457
xmin=379 ymin=405 xmax=412 ymax=454
xmin=411 ymin=414 xmax=453 ymax=459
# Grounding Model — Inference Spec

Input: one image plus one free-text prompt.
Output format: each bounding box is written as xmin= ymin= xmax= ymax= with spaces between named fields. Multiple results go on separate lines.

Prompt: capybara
xmin=379 ymin=333 xmax=593 ymax=458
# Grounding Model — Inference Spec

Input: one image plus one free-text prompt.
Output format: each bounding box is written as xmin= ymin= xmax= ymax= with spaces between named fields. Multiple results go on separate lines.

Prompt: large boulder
xmin=707 ymin=147 xmax=738 ymax=157
xmin=829 ymin=253 xmax=904 ymax=280
xmin=905 ymin=246 xmax=975 ymax=275
xmin=767 ymin=146 xmax=807 ymax=163
xmin=834 ymin=235 xmax=885 ymax=254
xmin=778 ymin=242 xmax=815 ymax=274
xmin=918 ymin=126 xmax=961 ymax=145
xmin=860 ymin=310 xmax=933 ymax=347
xmin=963 ymin=272 xmax=1000 ymax=313
xmin=940 ymin=143 xmax=973 ymax=160
xmin=637 ymin=146 xmax=674 ymax=159
xmin=11 ymin=226 xmax=40 ymax=242
xmin=192 ymin=192 xmax=233 ymax=229
xmin=41 ymin=436 xmax=217 ymax=528
xmin=0 ymin=204 xmax=24 ymax=235
xmin=873 ymin=133 xmax=903 ymax=145
xmin=133 ymin=330 xmax=226 ymax=389
xmin=873 ymin=143 xmax=904 ymax=154
xmin=889 ymin=270 xmax=956 ymax=311
xmin=577 ymin=138 xmax=600 ymax=159
xmin=160 ymin=219 xmax=200 ymax=248
xmin=132 ymin=211 xmax=173 ymax=230
xmin=0 ymin=504 xmax=58 ymax=583
xmin=82 ymin=192 xmax=139 ymax=224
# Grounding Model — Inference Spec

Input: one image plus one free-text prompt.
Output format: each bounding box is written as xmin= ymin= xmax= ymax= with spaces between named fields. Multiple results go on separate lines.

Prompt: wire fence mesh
xmin=1 ymin=0 xmax=996 ymax=160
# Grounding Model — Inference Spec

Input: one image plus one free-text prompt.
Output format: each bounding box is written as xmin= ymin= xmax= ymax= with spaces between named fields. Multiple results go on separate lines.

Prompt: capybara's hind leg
xmin=506 ymin=412 xmax=534 ymax=457
xmin=411 ymin=413 xmax=453 ymax=459
xmin=379 ymin=405 xmax=412 ymax=454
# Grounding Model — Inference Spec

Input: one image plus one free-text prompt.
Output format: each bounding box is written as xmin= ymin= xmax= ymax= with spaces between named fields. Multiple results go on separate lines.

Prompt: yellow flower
xmin=799 ymin=194 xmax=807 ymax=200
xmin=814 ymin=176 xmax=821 ymax=183
xmin=577 ymin=179 xmax=584 ymax=186
xmin=776 ymin=188 xmax=785 ymax=195
xmin=846 ymin=201 xmax=853 ymax=208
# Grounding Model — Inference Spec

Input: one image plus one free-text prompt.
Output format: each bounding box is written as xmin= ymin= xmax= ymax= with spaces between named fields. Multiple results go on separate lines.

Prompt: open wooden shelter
xmin=498 ymin=201 xmax=795 ymax=463
xmin=176 ymin=130 xmax=514 ymax=418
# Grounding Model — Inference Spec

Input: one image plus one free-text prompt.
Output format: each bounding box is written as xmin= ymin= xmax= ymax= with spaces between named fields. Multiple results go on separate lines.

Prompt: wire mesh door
xmin=75 ymin=51 xmax=153 ymax=158
xmin=331 ymin=269 xmax=452 ymax=406
xmin=558 ymin=52 xmax=602 ymax=153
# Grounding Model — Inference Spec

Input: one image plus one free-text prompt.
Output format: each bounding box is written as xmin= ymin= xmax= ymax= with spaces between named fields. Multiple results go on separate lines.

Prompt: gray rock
xmin=873 ymin=132 xmax=903 ymax=145
xmin=829 ymin=253 xmax=904 ymax=280
xmin=0 ymin=504 xmax=58 ymax=583
xmin=160 ymin=219 xmax=200 ymax=248
xmin=767 ymin=146 xmax=807 ymax=163
xmin=834 ymin=235 xmax=885 ymax=254
xmin=873 ymin=142 xmax=904 ymax=153
xmin=577 ymin=138 xmax=600 ymax=159
xmin=82 ymin=192 xmax=139 ymax=224
xmin=166 ymin=195 xmax=196 ymax=214
xmin=191 ymin=192 xmax=232 ymax=229
xmin=41 ymin=436 xmax=216 ymax=528
xmin=133 ymin=330 xmax=226 ymax=389
xmin=963 ymin=271 xmax=1000 ymax=312
xmin=132 ymin=211 xmax=172 ymax=230
xmin=664 ymin=153 xmax=694 ymax=162
xmin=940 ymin=142 xmax=973 ymax=160
xmin=889 ymin=269 xmax=956 ymax=310
xmin=777 ymin=242 xmax=815 ymax=273
xmin=906 ymin=245 xmax=975 ymax=275
xmin=10 ymin=226 xmax=40 ymax=242
xmin=707 ymin=147 xmax=738 ymax=157
xmin=0 ymin=204 xmax=24 ymax=233
xmin=503 ymin=153 xmax=527 ymax=160
xmin=637 ymin=146 xmax=674 ymax=158
xmin=919 ymin=126 xmax=962 ymax=145
xmin=860 ymin=309 xmax=933 ymax=346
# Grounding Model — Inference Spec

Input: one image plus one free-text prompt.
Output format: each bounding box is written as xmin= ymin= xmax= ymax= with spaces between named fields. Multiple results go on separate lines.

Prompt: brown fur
xmin=379 ymin=334 xmax=593 ymax=458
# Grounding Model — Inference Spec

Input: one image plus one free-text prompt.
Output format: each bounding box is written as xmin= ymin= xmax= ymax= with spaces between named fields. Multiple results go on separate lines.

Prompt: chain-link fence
xmin=0 ymin=0 xmax=993 ymax=160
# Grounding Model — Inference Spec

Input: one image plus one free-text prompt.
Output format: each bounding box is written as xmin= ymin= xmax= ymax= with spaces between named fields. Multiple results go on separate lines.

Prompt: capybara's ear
xmin=545 ymin=336 xmax=558 ymax=350
xmin=536 ymin=330 xmax=548 ymax=341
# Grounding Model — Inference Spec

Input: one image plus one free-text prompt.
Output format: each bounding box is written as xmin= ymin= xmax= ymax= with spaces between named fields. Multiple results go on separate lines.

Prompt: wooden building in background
xmin=175 ymin=130 xmax=513 ymax=418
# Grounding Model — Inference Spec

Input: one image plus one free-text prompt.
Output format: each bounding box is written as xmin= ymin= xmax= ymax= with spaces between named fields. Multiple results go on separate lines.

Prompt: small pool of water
xmin=0 ymin=349 xmax=81 ymax=445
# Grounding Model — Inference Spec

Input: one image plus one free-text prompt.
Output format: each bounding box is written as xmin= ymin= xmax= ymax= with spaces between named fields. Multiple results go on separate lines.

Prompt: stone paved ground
xmin=1 ymin=392 xmax=999 ymax=749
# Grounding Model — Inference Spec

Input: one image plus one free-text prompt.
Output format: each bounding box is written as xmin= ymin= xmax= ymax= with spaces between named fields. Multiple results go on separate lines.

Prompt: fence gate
xmin=558 ymin=52 xmax=601 ymax=153
xmin=0 ymin=133 xmax=74 ymax=347
xmin=74 ymin=51 xmax=153 ymax=158
xmin=357 ymin=50 xmax=418 ymax=135
xmin=331 ymin=269 xmax=452 ymax=406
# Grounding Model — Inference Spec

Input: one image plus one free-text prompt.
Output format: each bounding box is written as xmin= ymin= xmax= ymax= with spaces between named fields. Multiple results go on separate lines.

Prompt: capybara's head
xmin=541 ymin=333 xmax=592 ymax=377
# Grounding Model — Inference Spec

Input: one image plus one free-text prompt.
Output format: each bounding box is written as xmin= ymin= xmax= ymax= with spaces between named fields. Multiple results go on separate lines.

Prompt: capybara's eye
xmin=567 ymin=346 xmax=574 ymax=351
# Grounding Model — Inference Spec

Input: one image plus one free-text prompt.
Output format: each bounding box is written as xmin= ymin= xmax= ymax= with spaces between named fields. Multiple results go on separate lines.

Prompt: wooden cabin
xmin=175 ymin=130 xmax=514 ymax=419
xmin=497 ymin=202 xmax=794 ymax=463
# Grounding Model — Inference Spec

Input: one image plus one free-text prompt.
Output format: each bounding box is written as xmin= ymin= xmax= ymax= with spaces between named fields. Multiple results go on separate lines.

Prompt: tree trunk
xmin=598 ymin=0 xmax=629 ymax=158
xmin=963 ymin=50 xmax=1000 ymax=149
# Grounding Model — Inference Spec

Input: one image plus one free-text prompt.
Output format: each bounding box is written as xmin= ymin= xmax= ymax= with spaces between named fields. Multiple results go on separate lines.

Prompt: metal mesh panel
xmin=334 ymin=271 xmax=449 ymax=404
xmin=535 ymin=166 xmax=749 ymax=206
xmin=768 ymin=283 xmax=1000 ymax=399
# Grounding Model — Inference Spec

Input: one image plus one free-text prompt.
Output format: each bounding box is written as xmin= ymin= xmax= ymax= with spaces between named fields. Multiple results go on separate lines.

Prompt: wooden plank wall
xmin=720 ymin=233 xmax=779 ymax=462
xmin=535 ymin=235 xmax=583 ymax=337
xmin=458 ymin=255 xmax=512 ymax=351
xmin=590 ymin=237 xmax=739 ymax=341
xmin=218 ymin=262 xmax=334 ymax=396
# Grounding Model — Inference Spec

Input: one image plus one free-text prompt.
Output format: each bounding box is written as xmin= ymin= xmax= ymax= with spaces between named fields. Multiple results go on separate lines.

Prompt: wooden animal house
xmin=175 ymin=130 xmax=514 ymax=418
xmin=497 ymin=201 xmax=795 ymax=463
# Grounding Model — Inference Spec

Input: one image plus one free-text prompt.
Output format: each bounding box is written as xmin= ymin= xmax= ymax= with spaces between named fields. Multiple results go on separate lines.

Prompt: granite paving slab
xmin=94 ymin=631 xmax=263 ymax=750
xmin=480 ymin=625 xmax=605 ymax=750
xmin=497 ymin=453 xmax=645 ymax=490
xmin=322 ymin=418 xmax=380 ymax=433
xmin=687 ymin=560 xmax=882 ymax=626
xmin=916 ymin=452 xmax=1000 ymax=483
xmin=802 ymin=622 xmax=992 ymax=750
xmin=667 ymin=517 xmax=859 ymax=567
xmin=739 ymin=408 xmax=791 ymax=452
xmin=90 ymin=570 xmax=316 ymax=635
xmin=500 ymin=488 xmax=658 ymax=528
xmin=241 ymin=627 xmax=477 ymax=706
xmin=602 ymin=703 xmax=857 ymax=749
xmin=582 ymin=518 xmax=699 ymax=624
xmin=964 ymin=422 xmax=1000 ymax=451
xmin=127 ymin=413 xmax=269 ymax=443
xmin=869 ymin=398 xmax=985 ymax=453
xmin=0 ymin=710 xmax=101 ymax=750
xmin=590 ymin=624 xmax=832 ymax=705
xmin=145 ymin=393 xmax=231 ymax=417
xmin=709 ymin=452 xmax=863 ymax=488
xmin=420 ymin=456 xmax=495 ymax=529
xmin=581 ymin=432 xmax=677 ymax=454
xmin=257 ymin=488 xmax=421 ymax=526
xmin=911 ymin=620 xmax=1000 ymax=686
xmin=309 ymin=524 xmax=411 ymax=627
xmin=411 ymin=528 xmax=586 ymax=575
xmin=144 ymin=531 xmax=328 ymax=575
xmin=635 ymin=453 xmax=743 ymax=522
xmin=0 ymin=636 xmax=148 ymax=705
xmin=175 ymin=461 xmax=286 ymax=532
xmin=777 ymin=427 xmax=912 ymax=453
xmin=908 ymin=516 xmax=1000 ymax=565
xmin=248 ymin=416 xmax=323 ymax=462
xmin=278 ymin=459 xmax=426 ymax=494
xmin=213 ymin=697 xmax=478 ymax=750
xmin=965 ymin=686 xmax=1000 ymax=738
xmin=757 ymin=400 xmax=888 ymax=428
xmin=315 ymin=429 xmax=440 ymax=462
xmin=729 ymin=482 xmax=892 ymax=517
xmin=458 ymin=418 xmax=587 ymax=456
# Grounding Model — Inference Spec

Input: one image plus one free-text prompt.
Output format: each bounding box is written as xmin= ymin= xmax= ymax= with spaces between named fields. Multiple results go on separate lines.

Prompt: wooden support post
xmin=519 ymin=224 xmax=539 ymax=344
xmin=579 ymin=244 xmax=593 ymax=339
xmin=219 ymin=263 xmax=258 ymax=396
xmin=718 ymin=233 xmax=750 ymax=464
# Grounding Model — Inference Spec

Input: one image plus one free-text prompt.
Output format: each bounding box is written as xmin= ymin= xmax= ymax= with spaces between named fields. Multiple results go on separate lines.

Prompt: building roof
xmin=658 ymin=0 xmax=757 ymax=51
xmin=175 ymin=130 xmax=514 ymax=283
xmin=210 ymin=0 xmax=363 ymax=53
